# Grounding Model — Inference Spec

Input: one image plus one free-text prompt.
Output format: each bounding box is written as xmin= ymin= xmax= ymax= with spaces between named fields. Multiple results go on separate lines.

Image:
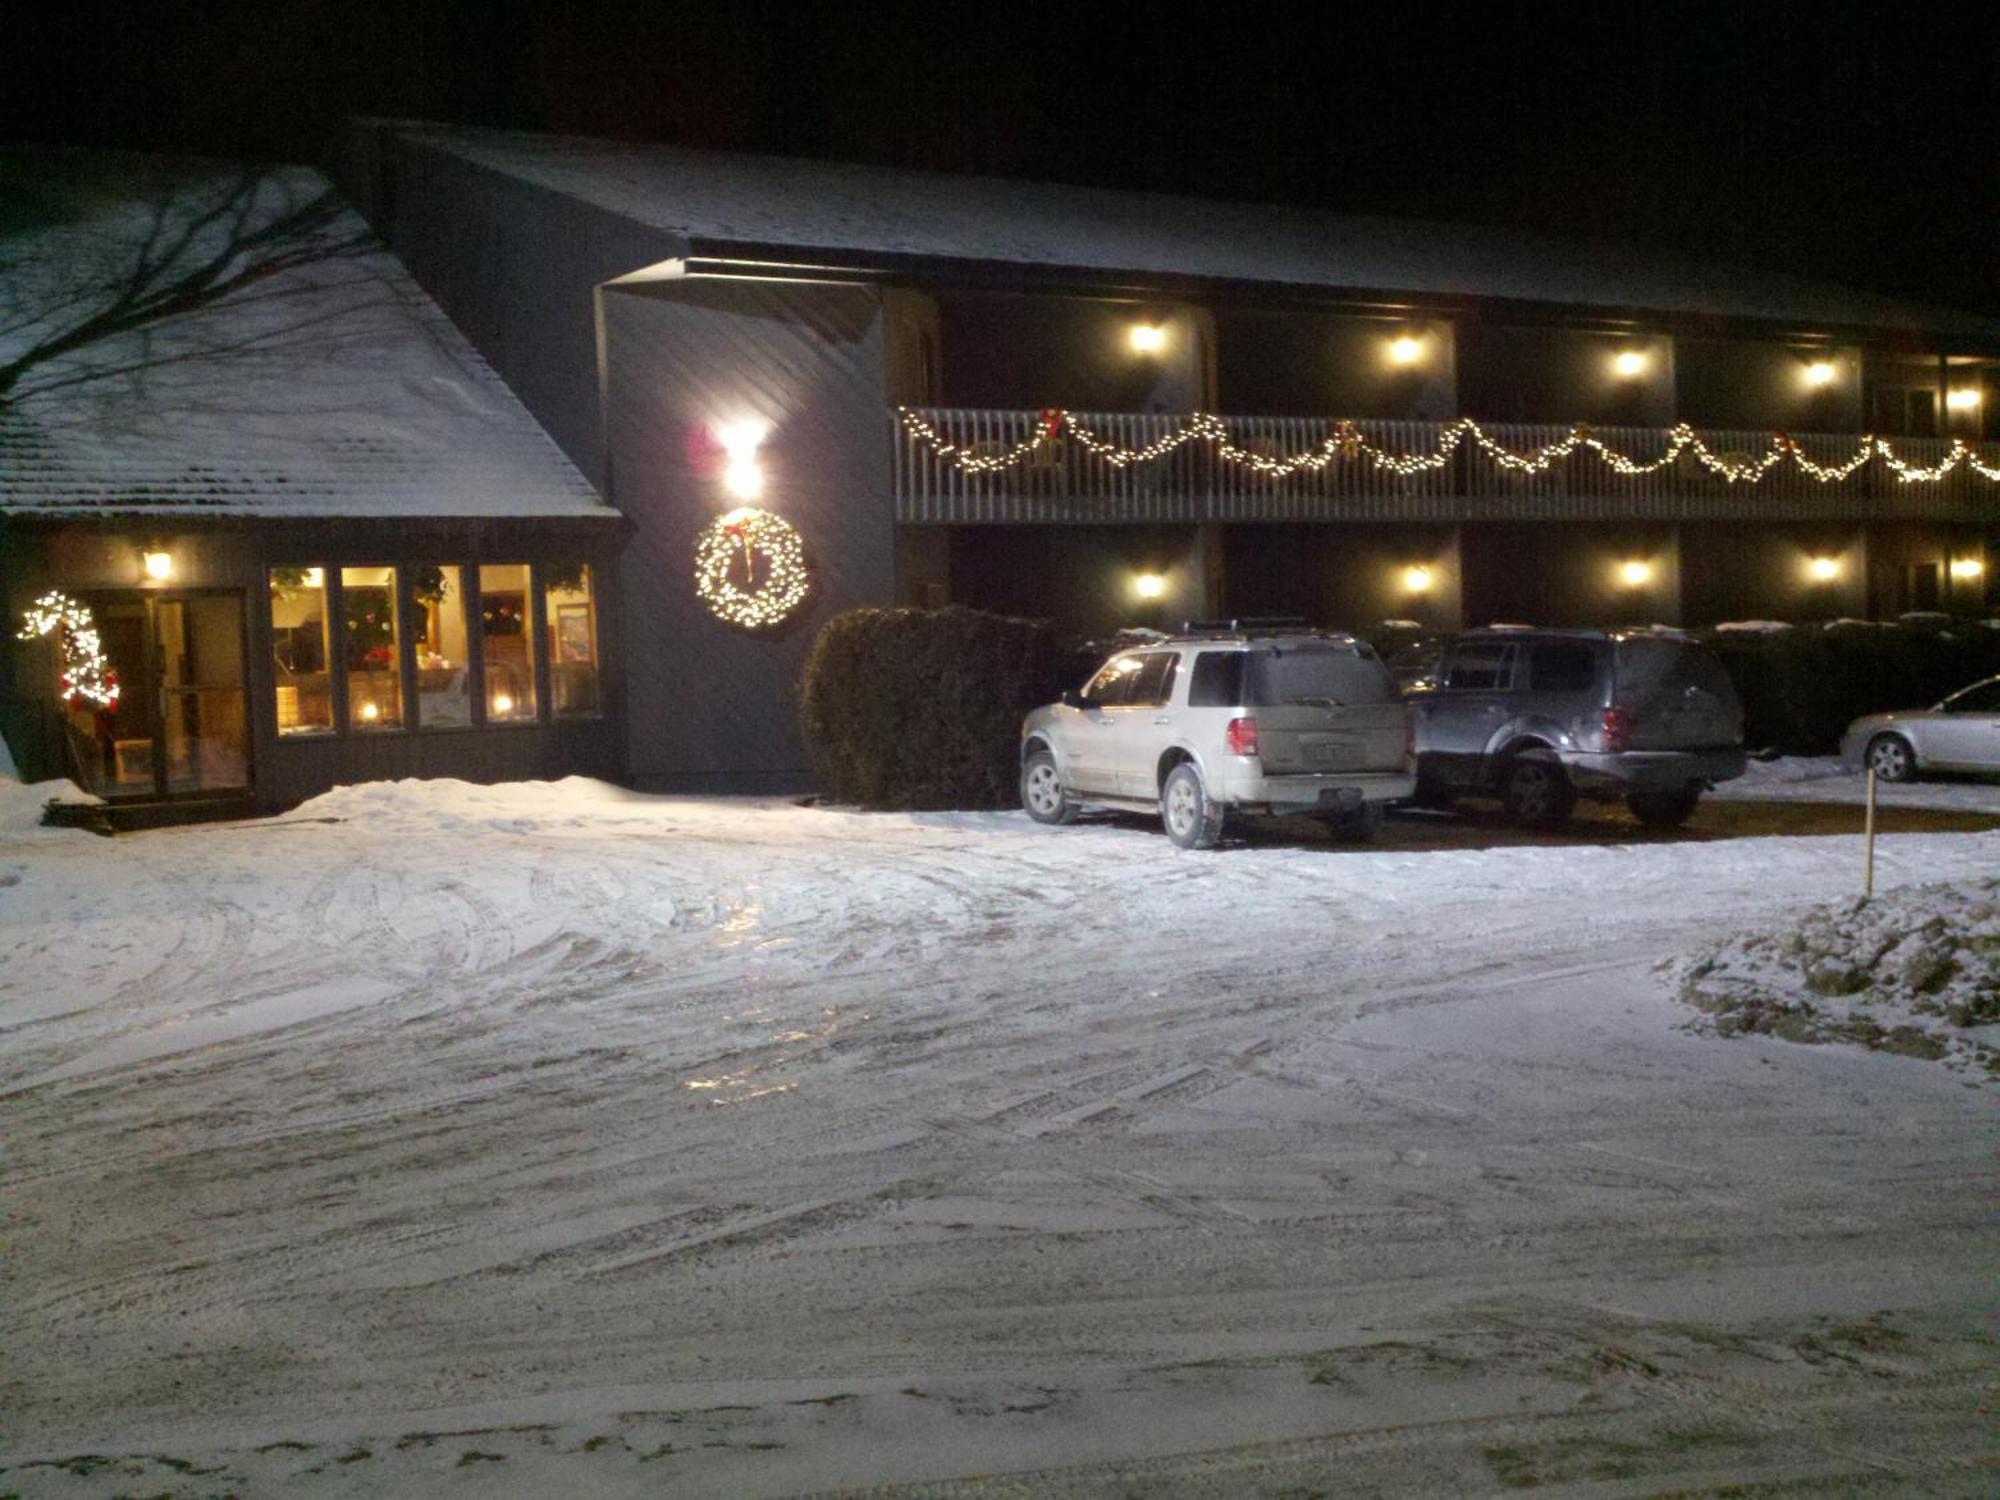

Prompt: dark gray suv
xmin=1408 ymin=628 xmax=1746 ymax=829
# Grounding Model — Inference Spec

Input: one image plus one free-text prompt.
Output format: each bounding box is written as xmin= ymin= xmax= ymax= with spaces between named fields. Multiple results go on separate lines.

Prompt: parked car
xmin=1841 ymin=675 xmax=2000 ymax=781
xmin=1020 ymin=620 xmax=1416 ymax=849
xmin=1407 ymin=628 xmax=1746 ymax=829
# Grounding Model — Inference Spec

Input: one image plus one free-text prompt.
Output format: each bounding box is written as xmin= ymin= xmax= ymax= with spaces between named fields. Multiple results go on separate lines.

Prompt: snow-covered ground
xmin=1713 ymin=754 xmax=2000 ymax=812
xmin=3 ymin=778 xmax=1997 ymax=1496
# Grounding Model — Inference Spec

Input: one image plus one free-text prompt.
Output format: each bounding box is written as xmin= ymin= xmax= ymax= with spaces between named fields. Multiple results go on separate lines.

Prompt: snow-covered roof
xmin=0 ymin=149 xmax=610 ymax=520
xmin=390 ymin=123 xmax=2000 ymax=342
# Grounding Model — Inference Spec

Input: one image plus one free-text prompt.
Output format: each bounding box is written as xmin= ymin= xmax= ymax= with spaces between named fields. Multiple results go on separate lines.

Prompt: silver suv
xmin=1409 ymin=628 xmax=1746 ymax=829
xmin=1020 ymin=621 xmax=1415 ymax=849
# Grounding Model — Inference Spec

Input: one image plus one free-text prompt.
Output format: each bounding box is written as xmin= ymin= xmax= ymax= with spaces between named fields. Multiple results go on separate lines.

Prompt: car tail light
xmin=1225 ymin=716 xmax=1259 ymax=757
xmin=1601 ymin=706 xmax=1632 ymax=753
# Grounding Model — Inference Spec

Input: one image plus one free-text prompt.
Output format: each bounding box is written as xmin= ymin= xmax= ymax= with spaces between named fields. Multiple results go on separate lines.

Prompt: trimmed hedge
xmin=800 ymin=606 xmax=1080 ymax=810
xmin=1698 ymin=619 xmax=2000 ymax=755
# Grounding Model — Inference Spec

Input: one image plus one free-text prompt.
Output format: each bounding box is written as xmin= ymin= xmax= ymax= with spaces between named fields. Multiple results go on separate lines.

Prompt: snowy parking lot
xmin=3 ymin=777 xmax=1998 ymax=1496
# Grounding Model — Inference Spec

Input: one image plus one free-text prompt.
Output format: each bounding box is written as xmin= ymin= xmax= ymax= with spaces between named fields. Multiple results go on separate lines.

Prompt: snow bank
xmin=1713 ymin=620 xmax=1793 ymax=634
xmin=1676 ymin=879 xmax=2000 ymax=1084
xmin=0 ymin=730 xmax=98 ymax=836
xmin=1711 ymin=756 xmax=2000 ymax=813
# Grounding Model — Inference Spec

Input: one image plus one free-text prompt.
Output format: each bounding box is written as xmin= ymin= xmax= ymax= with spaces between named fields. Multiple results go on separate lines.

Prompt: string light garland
xmin=694 ymin=506 xmax=812 ymax=629
xmin=899 ymin=409 xmax=2000 ymax=487
xmin=17 ymin=591 xmax=120 ymax=710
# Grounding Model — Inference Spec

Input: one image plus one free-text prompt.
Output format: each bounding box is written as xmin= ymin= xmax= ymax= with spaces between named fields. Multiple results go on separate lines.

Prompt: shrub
xmin=799 ymin=606 xmax=1079 ymax=810
xmin=1699 ymin=618 xmax=2000 ymax=754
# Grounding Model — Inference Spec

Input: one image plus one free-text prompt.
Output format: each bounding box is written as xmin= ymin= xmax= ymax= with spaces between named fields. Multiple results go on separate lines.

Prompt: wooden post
xmin=1863 ymin=768 xmax=1878 ymax=899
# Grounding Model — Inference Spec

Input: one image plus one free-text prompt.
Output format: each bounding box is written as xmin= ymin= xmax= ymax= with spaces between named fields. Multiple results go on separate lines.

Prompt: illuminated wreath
xmin=694 ymin=507 xmax=811 ymax=629
xmin=17 ymin=591 xmax=120 ymax=710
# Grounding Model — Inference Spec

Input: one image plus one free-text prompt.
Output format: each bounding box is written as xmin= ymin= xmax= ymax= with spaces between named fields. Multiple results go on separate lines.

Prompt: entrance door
xmin=62 ymin=593 xmax=250 ymax=800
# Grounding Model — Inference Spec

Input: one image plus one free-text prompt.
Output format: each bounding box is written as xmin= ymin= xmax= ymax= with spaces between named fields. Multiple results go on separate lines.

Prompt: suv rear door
xmin=1614 ymin=639 xmax=1741 ymax=750
xmin=1420 ymin=638 xmax=1522 ymax=786
xmin=1247 ymin=643 xmax=1405 ymax=775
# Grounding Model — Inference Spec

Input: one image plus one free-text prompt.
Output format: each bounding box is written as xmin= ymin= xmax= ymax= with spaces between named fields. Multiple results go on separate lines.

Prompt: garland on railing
xmin=897 ymin=409 xmax=2000 ymax=486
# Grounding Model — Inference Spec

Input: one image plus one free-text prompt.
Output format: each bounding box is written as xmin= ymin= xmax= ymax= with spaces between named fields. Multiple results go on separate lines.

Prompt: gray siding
xmin=602 ymin=277 xmax=894 ymax=790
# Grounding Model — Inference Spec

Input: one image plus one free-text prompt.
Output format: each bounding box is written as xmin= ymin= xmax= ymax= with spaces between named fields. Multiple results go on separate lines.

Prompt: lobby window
xmin=341 ymin=566 xmax=403 ymax=730
xmin=414 ymin=566 xmax=472 ymax=728
xmin=479 ymin=563 xmax=537 ymax=722
xmin=268 ymin=568 xmax=332 ymax=734
xmin=545 ymin=563 xmax=599 ymax=716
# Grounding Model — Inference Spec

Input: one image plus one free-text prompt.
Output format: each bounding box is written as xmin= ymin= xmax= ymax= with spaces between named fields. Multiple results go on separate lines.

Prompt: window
xmin=1129 ymin=652 xmax=1178 ymax=707
xmin=1442 ymin=641 xmax=1517 ymax=692
xmin=414 ymin=566 xmax=472 ymax=728
xmin=1081 ymin=655 xmax=1142 ymax=706
xmin=1528 ymin=641 xmax=1598 ymax=693
xmin=1188 ymin=650 xmax=1247 ymax=708
xmin=479 ymin=564 xmax=536 ymax=722
xmin=1943 ymin=681 xmax=2000 ymax=714
xmin=544 ymin=564 xmax=599 ymax=716
xmin=341 ymin=566 xmax=402 ymax=729
xmin=268 ymin=568 xmax=332 ymax=734
xmin=1250 ymin=645 xmax=1396 ymax=707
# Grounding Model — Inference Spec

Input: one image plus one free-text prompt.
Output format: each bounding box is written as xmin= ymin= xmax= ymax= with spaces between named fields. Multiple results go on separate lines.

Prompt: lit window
xmin=413 ymin=566 xmax=472 ymax=728
xmin=544 ymin=564 xmax=599 ymax=716
xmin=341 ymin=566 xmax=402 ymax=730
xmin=479 ymin=564 xmax=537 ymax=722
xmin=268 ymin=567 xmax=332 ymax=735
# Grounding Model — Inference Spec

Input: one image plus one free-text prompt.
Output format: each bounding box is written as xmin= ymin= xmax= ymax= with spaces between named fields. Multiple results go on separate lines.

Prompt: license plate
xmin=1307 ymin=740 xmax=1359 ymax=768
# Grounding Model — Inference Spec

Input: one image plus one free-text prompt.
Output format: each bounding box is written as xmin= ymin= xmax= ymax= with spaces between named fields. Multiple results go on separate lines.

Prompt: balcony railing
xmin=892 ymin=408 xmax=2000 ymax=525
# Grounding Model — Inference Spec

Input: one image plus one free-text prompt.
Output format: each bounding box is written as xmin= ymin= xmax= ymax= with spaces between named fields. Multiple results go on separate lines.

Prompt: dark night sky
xmin=6 ymin=2 xmax=1996 ymax=318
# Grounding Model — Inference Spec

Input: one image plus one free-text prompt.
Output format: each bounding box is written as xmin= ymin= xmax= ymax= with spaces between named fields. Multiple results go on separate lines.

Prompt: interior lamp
xmin=1950 ymin=557 xmax=1985 ymax=579
xmin=359 ymin=701 xmax=380 ymax=722
xmin=1945 ymin=388 xmax=1983 ymax=412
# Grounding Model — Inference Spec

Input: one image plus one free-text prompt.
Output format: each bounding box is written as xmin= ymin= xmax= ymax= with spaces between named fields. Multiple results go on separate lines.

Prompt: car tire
xmin=1020 ymin=749 xmax=1079 ymax=825
xmin=1323 ymin=801 xmax=1386 ymax=842
xmin=1161 ymin=762 xmax=1225 ymax=850
xmin=1627 ymin=785 xmax=1701 ymax=829
xmin=1502 ymin=756 xmax=1575 ymax=830
xmin=1865 ymin=733 xmax=1916 ymax=784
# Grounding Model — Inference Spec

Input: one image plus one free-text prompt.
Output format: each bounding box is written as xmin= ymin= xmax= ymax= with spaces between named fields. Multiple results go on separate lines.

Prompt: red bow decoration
xmin=1038 ymin=408 xmax=1064 ymax=439
xmin=1773 ymin=431 xmax=1793 ymax=450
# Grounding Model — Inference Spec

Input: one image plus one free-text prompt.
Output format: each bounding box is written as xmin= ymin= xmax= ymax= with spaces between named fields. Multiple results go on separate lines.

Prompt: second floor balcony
xmin=892 ymin=408 xmax=2000 ymax=526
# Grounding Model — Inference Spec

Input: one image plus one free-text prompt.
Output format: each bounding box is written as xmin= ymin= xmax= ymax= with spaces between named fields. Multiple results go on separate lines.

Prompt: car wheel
xmin=1020 ymin=749 xmax=1078 ymax=825
xmin=1627 ymin=785 xmax=1701 ymax=829
xmin=1161 ymin=763 xmax=1225 ymax=850
xmin=1865 ymin=733 xmax=1915 ymax=784
xmin=1502 ymin=756 xmax=1575 ymax=830
xmin=1323 ymin=801 xmax=1386 ymax=842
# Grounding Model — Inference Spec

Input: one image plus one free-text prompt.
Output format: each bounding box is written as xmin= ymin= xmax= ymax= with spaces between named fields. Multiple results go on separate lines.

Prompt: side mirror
xmin=1061 ymin=688 xmax=1088 ymax=710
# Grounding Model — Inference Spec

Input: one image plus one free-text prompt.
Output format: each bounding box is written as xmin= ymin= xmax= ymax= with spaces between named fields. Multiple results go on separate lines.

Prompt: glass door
xmin=61 ymin=592 xmax=250 ymax=800
xmin=157 ymin=594 xmax=249 ymax=793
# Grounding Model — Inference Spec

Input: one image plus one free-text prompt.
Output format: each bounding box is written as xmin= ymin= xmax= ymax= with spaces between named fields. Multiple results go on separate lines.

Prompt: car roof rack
xmin=1172 ymin=617 xmax=1351 ymax=642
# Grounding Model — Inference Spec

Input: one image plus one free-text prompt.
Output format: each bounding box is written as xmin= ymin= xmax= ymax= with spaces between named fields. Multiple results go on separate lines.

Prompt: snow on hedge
xmin=1677 ymin=879 xmax=2000 ymax=1082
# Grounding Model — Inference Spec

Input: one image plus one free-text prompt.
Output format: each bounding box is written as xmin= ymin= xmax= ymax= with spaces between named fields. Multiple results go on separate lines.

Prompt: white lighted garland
xmin=899 ymin=409 xmax=2000 ymax=487
xmin=694 ymin=506 xmax=811 ymax=628
xmin=17 ymin=591 xmax=120 ymax=710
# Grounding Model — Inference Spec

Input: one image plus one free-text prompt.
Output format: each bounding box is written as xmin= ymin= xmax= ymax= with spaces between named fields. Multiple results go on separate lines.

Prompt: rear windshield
xmin=1615 ymin=638 xmax=1738 ymax=707
xmin=1247 ymin=645 xmax=1398 ymax=707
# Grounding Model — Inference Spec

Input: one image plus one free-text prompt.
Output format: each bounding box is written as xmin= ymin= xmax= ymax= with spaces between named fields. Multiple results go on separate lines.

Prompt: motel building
xmin=4 ymin=125 xmax=1998 ymax=821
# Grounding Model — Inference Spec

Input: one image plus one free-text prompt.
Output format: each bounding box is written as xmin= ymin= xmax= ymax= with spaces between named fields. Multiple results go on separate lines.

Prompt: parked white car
xmin=1020 ymin=622 xmax=1415 ymax=849
xmin=1841 ymin=675 xmax=2000 ymax=781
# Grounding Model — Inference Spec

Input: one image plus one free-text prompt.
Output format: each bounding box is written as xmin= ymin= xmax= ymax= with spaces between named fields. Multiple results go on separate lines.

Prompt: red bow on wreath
xmin=1037 ymin=408 xmax=1064 ymax=440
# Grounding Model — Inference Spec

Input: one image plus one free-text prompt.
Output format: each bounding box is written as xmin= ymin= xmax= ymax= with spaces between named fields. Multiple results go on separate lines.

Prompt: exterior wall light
xmin=141 ymin=549 xmax=174 ymax=581
xmin=714 ymin=418 xmax=771 ymax=501
xmin=1611 ymin=350 xmax=1649 ymax=379
xmin=1617 ymin=559 xmax=1654 ymax=588
xmin=1400 ymin=564 xmax=1434 ymax=593
xmin=1128 ymin=323 xmax=1167 ymax=354
xmin=1945 ymin=388 xmax=1983 ymax=412
xmin=1387 ymin=335 xmax=1425 ymax=367
xmin=1950 ymin=557 xmax=1985 ymax=580
xmin=1132 ymin=571 xmax=1166 ymax=600
xmin=1807 ymin=556 xmax=1840 ymax=582
xmin=1803 ymin=360 xmax=1838 ymax=388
